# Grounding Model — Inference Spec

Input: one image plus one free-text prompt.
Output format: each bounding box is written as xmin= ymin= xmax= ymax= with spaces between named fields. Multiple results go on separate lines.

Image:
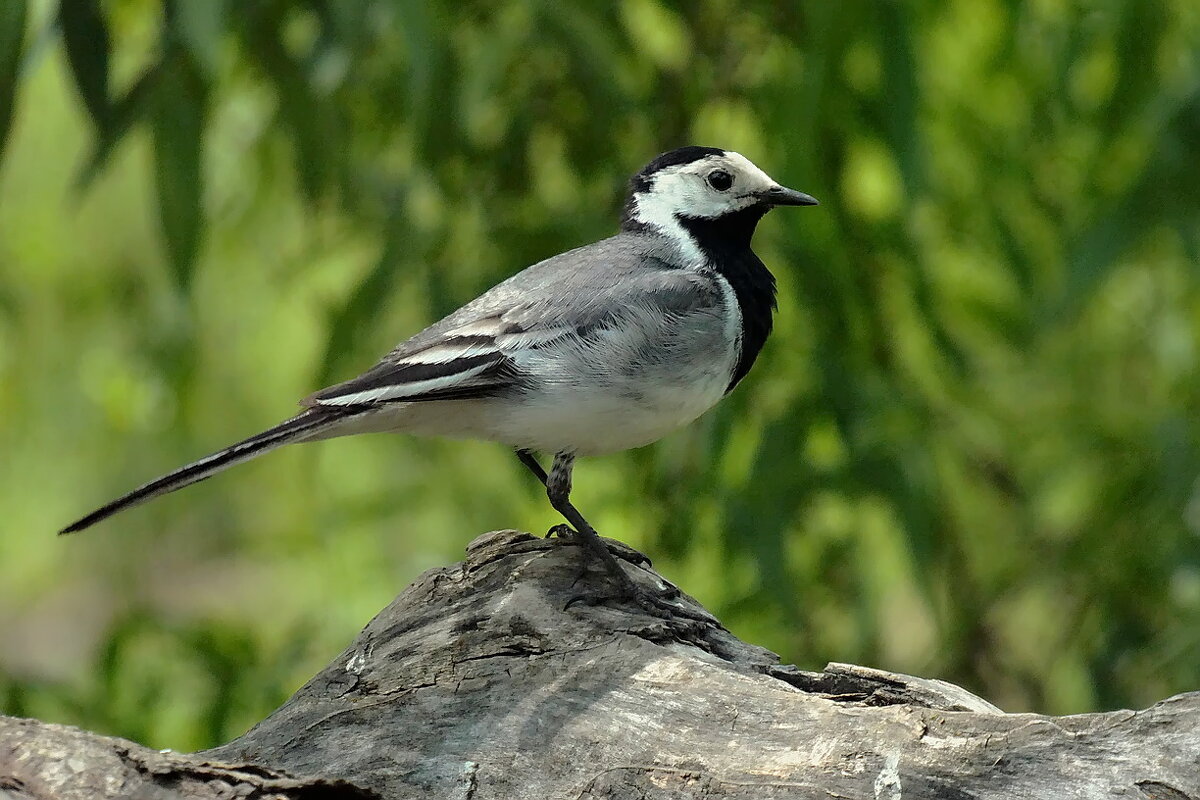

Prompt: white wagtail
xmin=62 ymin=146 xmax=817 ymax=608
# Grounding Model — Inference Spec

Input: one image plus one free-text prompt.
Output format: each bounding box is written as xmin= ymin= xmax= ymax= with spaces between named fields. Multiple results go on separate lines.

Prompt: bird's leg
xmin=515 ymin=449 xmax=571 ymax=538
xmin=543 ymin=452 xmax=709 ymax=624
xmin=544 ymin=452 xmax=641 ymax=596
xmin=518 ymin=450 xmax=710 ymax=622
xmin=515 ymin=448 xmax=549 ymax=487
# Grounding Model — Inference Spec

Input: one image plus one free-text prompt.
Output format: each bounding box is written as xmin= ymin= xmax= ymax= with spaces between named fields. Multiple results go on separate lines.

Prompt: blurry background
xmin=2 ymin=0 xmax=1199 ymax=751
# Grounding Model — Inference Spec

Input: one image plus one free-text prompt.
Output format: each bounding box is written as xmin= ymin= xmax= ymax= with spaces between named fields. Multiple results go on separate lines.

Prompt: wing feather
xmin=303 ymin=234 xmax=724 ymax=409
xmin=304 ymin=346 xmax=519 ymax=407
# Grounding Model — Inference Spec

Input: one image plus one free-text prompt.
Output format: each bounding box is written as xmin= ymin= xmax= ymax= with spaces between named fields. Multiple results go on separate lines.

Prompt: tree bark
xmin=2 ymin=529 xmax=1198 ymax=799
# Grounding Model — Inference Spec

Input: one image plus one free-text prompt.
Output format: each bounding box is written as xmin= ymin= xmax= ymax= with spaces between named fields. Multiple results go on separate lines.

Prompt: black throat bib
xmin=677 ymin=206 xmax=778 ymax=391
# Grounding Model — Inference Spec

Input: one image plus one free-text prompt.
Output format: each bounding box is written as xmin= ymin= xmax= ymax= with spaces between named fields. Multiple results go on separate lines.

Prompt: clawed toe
xmin=626 ymin=584 xmax=716 ymax=624
xmin=544 ymin=526 xmax=651 ymax=567
xmin=601 ymin=538 xmax=652 ymax=568
xmin=596 ymin=567 xmax=717 ymax=625
xmin=546 ymin=523 xmax=575 ymax=539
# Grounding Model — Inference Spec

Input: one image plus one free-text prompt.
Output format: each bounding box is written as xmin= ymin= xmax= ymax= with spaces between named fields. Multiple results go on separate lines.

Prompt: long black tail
xmin=59 ymin=410 xmax=350 ymax=535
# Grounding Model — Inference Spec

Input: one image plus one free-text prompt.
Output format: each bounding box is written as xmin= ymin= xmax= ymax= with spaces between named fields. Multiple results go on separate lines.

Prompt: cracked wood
xmin=2 ymin=530 xmax=1199 ymax=799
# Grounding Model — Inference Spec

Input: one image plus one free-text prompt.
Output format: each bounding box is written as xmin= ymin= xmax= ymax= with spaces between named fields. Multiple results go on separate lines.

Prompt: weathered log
xmin=2 ymin=529 xmax=1198 ymax=799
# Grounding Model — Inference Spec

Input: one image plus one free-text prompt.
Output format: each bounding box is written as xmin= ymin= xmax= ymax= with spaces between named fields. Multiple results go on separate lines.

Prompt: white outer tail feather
xmin=59 ymin=410 xmax=349 ymax=534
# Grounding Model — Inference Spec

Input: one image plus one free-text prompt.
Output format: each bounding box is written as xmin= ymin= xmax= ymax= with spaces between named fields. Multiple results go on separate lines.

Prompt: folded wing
xmin=303 ymin=320 xmax=527 ymax=406
xmin=305 ymin=239 xmax=722 ymax=409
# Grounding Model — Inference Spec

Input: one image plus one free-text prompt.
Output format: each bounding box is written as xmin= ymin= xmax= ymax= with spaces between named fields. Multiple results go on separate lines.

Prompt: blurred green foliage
xmin=1 ymin=0 xmax=1198 ymax=751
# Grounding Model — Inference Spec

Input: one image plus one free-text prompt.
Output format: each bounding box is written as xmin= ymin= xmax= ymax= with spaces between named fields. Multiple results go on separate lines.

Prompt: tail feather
xmin=59 ymin=410 xmax=349 ymax=535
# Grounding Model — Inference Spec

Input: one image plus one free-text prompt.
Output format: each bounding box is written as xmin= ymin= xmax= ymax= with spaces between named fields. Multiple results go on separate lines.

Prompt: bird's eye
xmin=706 ymin=170 xmax=733 ymax=191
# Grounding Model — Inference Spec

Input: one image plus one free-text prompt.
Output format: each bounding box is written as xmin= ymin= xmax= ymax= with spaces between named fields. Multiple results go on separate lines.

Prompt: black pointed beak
xmin=762 ymin=185 xmax=819 ymax=207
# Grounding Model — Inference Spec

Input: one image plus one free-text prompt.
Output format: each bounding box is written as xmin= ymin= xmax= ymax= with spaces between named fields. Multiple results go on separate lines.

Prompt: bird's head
xmin=622 ymin=147 xmax=817 ymax=250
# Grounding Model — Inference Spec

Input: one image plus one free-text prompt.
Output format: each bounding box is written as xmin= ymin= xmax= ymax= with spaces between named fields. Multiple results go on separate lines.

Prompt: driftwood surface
xmin=2 ymin=529 xmax=1198 ymax=799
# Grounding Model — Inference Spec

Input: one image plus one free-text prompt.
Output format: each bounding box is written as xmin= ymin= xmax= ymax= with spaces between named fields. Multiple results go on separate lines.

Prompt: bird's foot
xmin=562 ymin=561 xmax=716 ymax=625
xmin=620 ymin=580 xmax=718 ymax=624
xmin=545 ymin=526 xmax=652 ymax=568
xmin=545 ymin=523 xmax=574 ymax=539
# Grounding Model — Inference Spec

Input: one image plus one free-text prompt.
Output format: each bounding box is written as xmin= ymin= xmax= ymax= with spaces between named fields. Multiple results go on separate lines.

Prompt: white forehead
xmin=657 ymin=151 xmax=778 ymax=189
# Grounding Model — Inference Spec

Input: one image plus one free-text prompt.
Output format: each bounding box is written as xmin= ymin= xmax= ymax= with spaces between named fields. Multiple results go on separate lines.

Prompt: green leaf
xmin=397 ymin=0 xmax=437 ymax=153
xmin=0 ymin=0 xmax=26 ymax=163
xmin=76 ymin=62 xmax=162 ymax=188
xmin=1053 ymin=90 xmax=1200 ymax=322
xmin=875 ymin=4 xmax=921 ymax=193
xmin=536 ymin=3 xmax=627 ymax=109
xmin=171 ymin=0 xmax=227 ymax=78
xmin=59 ymin=0 xmax=111 ymax=131
xmin=151 ymin=51 xmax=207 ymax=291
xmin=242 ymin=11 xmax=336 ymax=202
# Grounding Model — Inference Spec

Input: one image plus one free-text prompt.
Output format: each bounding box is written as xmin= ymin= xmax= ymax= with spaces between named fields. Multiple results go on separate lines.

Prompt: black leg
xmin=515 ymin=448 xmax=549 ymax=487
xmin=529 ymin=450 xmax=714 ymax=623
xmin=517 ymin=449 xmax=573 ymax=538
xmin=544 ymin=452 xmax=641 ymax=596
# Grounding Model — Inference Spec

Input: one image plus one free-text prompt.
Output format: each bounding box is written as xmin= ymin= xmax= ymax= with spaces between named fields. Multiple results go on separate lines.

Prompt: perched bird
xmin=61 ymin=146 xmax=817 ymax=610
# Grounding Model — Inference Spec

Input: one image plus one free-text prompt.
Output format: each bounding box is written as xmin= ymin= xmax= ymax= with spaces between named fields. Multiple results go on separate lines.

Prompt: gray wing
xmin=304 ymin=234 xmax=721 ymax=407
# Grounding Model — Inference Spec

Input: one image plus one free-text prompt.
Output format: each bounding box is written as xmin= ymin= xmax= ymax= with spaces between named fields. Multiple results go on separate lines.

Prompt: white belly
xmin=489 ymin=363 xmax=733 ymax=455
xmin=326 ymin=350 xmax=735 ymax=455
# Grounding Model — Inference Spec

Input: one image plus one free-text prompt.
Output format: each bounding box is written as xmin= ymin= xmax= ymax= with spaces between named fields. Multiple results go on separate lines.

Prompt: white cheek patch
xmin=633 ymin=186 xmax=706 ymax=265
